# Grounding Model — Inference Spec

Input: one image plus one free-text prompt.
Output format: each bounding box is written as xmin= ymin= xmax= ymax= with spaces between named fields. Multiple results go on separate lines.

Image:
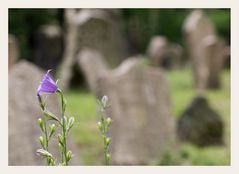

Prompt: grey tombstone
xmin=147 ymin=36 xmax=183 ymax=69
xmin=100 ymin=58 xmax=176 ymax=165
xmin=34 ymin=24 xmax=63 ymax=72
xmin=183 ymin=10 xmax=228 ymax=90
xmin=147 ymin=36 xmax=169 ymax=67
xmin=177 ymin=96 xmax=223 ymax=146
xmin=9 ymin=34 xmax=20 ymax=70
xmin=59 ymin=9 xmax=129 ymax=90
xmin=9 ymin=60 xmax=80 ymax=165
xmin=77 ymin=48 xmax=109 ymax=97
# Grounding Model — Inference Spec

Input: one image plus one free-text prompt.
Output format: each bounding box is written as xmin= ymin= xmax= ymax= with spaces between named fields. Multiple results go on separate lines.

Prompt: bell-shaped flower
xmin=37 ymin=70 xmax=58 ymax=96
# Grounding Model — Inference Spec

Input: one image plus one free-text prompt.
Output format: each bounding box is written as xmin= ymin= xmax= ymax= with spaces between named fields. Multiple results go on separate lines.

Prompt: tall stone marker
xmin=59 ymin=9 xmax=128 ymax=90
xmin=183 ymin=10 xmax=228 ymax=90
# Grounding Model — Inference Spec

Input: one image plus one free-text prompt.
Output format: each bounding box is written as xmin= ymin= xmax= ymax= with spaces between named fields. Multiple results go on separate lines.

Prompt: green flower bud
xmin=106 ymin=137 xmax=110 ymax=146
xmin=49 ymin=124 xmax=56 ymax=137
xmin=67 ymin=117 xmax=75 ymax=131
xmin=57 ymin=134 xmax=64 ymax=145
xmin=106 ymin=117 xmax=112 ymax=127
xmin=106 ymin=153 xmax=111 ymax=161
xmin=39 ymin=136 xmax=44 ymax=147
xmin=58 ymin=143 xmax=63 ymax=153
xmin=36 ymin=149 xmax=52 ymax=158
xmin=44 ymin=110 xmax=59 ymax=122
xmin=66 ymin=150 xmax=72 ymax=162
xmin=101 ymin=95 xmax=109 ymax=108
xmin=38 ymin=118 xmax=44 ymax=132
xmin=98 ymin=121 xmax=103 ymax=132
xmin=62 ymin=116 xmax=68 ymax=129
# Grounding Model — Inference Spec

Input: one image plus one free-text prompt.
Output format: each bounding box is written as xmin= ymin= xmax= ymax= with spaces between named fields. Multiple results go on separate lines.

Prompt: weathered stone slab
xmin=100 ymin=58 xmax=176 ymax=165
xmin=59 ymin=9 xmax=129 ymax=90
xmin=77 ymin=48 xmax=109 ymax=97
xmin=147 ymin=36 xmax=183 ymax=69
xmin=147 ymin=36 xmax=169 ymax=67
xmin=9 ymin=60 xmax=80 ymax=165
xmin=183 ymin=10 xmax=228 ymax=90
xmin=177 ymin=96 xmax=223 ymax=146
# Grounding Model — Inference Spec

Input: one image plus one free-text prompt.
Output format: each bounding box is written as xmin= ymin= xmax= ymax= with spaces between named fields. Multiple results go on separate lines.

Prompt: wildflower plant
xmin=36 ymin=70 xmax=75 ymax=166
xmin=98 ymin=96 xmax=112 ymax=165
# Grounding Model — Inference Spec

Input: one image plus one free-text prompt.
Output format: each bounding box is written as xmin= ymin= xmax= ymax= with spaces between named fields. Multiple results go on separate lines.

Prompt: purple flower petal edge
xmin=37 ymin=70 xmax=58 ymax=96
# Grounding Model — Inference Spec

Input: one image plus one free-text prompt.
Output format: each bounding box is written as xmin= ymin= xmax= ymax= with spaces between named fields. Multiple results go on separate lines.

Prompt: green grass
xmin=65 ymin=90 xmax=103 ymax=165
xmin=65 ymin=69 xmax=230 ymax=165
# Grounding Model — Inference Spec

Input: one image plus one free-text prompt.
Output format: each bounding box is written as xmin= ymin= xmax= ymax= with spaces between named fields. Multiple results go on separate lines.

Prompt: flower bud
xmin=66 ymin=150 xmax=72 ymax=162
xmin=58 ymin=143 xmax=63 ymax=153
xmin=57 ymin=134 xmax=64 ymax=145
xmin=44 ymin=110 xmax=59 ymax=122
xmin=39 ymin=136 xmax=44 ymax=147
xmin=106 ymin=137 xmax=110 ymax=146
xmin=98 ymin=121 xmax=103 ymax=132
xmin=106 ymin=117 xmax=112 ymax=127
xmin=37 ymin=148 xmax=52 ymax=158
xmin=67 ymin=117 xmax=75 ymax=130
xmin=38 ymin=118 xmax=44 ymax=132
xmin=106 ymin=153 xmax=111 ymax=161
xmin=101 ymin=95 xmax=108 ymax=108
xmin=49 ymin=124 xmax=56 ymax=137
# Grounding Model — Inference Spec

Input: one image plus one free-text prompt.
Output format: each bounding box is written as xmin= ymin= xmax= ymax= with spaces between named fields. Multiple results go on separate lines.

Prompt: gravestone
xmin=177 ymin=96 xmax=223 ymax=146
xmin=147 ymin=36 xmax=183 ymax=69
xmin=77 ymin=48 xmax=109 ymax=97
xmin=34 ymin=24 xmax=63 ymax=72
xmin=9 ymin=34 xmax=19 ymax=70
xmin=59 ymin=9 xmax=129 ymax=90
xmin=9 ymin=60 xmax=80 ymax=165
xmin=100 ymin=58 xmax=176 ymax=165
xmin=147 ymin=36 xmax=169 ymax=67
xmin=183 ymin=10 xmax=228 ymax=90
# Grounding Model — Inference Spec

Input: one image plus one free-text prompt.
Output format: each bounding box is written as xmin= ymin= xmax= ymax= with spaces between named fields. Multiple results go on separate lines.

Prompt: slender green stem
xmin=62 ymin=117 xmax=68 ymax=165
xmin=57 ymin=89 xmax=68 ymax=166
xmin=38 ymin=95 xmax=51 ymax=165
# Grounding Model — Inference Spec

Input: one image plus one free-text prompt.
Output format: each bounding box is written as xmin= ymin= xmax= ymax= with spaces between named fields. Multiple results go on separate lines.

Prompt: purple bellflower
xmin=37 ymin=70 xmax=58 ymax=96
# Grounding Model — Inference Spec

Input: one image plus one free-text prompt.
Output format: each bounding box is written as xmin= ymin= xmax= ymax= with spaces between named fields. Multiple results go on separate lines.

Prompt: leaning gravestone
xmin=34 ymin=24 xmax=63 ymax=72
xmin=59 ymin=9 xmax=129 ymax=90
xmin=147 ymin=36 xmax=183 ymax=69
xmin=77 ymin=48 xmax=109 ymax=97
xmin=100 ymin=58 xmax=176 ymax=165
xmin=177 ymin=96 xmax=223 ymax=146
xmin=183 ymin=10 xmax=228 ymax=90
xmin=9 ymin=34 xmax=19 ymax=70
xmin=9 ymin=60 xmax=80 ymax=165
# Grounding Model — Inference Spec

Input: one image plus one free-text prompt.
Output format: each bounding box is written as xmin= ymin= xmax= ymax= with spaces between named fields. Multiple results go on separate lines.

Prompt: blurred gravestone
xmin=9 ymin=34 xmax=19 ymax=70
xmin=34 ymin=24 xmax=63 ymax=72
xmin=77 ymin=48 xmax=109 ymax=97
xmin=183 ymin=10 xmax=228 ymax=90
xmin=147 ymin=36 xmax=182 ymax=69
xmin=100 ymin=58 xmax=176 ymax=165
xmin=177 ymin=96 xmax=223 ymax=146
xmin=9 ymin=60 xmax=80 ymax=165
xmin=59 ymin=9 xmax=129 ymax=90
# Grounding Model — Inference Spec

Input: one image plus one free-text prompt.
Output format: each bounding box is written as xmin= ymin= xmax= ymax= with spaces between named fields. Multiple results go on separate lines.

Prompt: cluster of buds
xmin=98 ymin=95 xmax=112 ymax=165
xmin=36 ymin=70 xmax=75 ymax=166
